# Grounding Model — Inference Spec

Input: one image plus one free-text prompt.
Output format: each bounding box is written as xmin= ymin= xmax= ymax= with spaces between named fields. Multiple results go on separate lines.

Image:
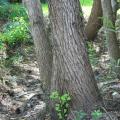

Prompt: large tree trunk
xmin=101 ymin=0 xmax=120 ymax=63
xmin=48 ymin=0 xmax=102 ymax=119
xmin=85 ymin=0 xmax=103 ymax=41
xmin=23 ymin=0 xmax=52 ymax=92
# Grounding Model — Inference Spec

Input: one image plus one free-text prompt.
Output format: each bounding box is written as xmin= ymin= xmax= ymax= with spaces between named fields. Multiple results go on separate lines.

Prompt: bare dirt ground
xmin=0 ymin=45 xmax=47 ymax=120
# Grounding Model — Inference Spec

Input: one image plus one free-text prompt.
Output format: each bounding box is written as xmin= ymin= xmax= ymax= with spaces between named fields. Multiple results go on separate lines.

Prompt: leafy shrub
xmin=0 ymin=17 xmax=30 ymax=47
xmin=0 ymin=4 xmax=28 ymax=20
xmin=74 ymin=110 xmax=102 ymax=120
xmin=0 ymin=3 xmax=29 ymax=66
xmin=50 ymin=91 xmax=102 ymax=120
xmin=0 ymin=17 xmax=30 ymax=66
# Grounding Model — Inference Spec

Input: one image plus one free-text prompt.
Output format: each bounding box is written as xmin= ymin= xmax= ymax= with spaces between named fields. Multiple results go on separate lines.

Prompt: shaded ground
xmin=0 ymin=45 xmax=47 ymax=120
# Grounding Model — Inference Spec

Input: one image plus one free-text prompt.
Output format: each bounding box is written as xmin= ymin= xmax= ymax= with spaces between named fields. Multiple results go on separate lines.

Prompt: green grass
xmin=80 ymin=0 xmax=93 ymax=6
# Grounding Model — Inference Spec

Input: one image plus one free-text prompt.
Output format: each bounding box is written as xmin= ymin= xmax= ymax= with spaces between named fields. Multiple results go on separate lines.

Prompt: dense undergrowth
xmin=0 ymin=4 xmax=27 ymax=20
xmin=0 ymin=3 xmax=30 ymax=66
xmin=0 ymin=17 xmax=30 ymax=45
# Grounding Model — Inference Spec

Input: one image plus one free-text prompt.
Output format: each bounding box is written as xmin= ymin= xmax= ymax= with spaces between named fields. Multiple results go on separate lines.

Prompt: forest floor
xmin=0 ymin=6 xmax=120 ymax=120
xmin=1 ymin=37 xmax=120 ymax=120
xmin=0 ymin=45 xmax=48 ymax=120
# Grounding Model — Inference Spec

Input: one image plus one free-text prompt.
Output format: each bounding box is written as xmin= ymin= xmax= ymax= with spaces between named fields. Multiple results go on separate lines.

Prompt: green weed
xmin=50 ymin=91 xmax=71 ymax=120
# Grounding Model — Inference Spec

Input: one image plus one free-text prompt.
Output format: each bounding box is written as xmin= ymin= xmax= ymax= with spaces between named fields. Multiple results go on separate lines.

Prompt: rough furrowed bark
xmin=48 ymin=0 xmax=102 ymax=119
xmin=23 ymin=0 xmax=52 ymax=92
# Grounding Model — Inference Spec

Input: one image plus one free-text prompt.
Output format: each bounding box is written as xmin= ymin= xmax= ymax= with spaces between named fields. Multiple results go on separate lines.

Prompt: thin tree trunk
xmin=85 ymin=0 xmax=103 ymax=41
xmin=48 ymin=0 xmax=102 ymax=119
xmin=101 ymin=0 xmax=120 ymax=77
xmin=23 ymin=0 xmax=52 ymax=92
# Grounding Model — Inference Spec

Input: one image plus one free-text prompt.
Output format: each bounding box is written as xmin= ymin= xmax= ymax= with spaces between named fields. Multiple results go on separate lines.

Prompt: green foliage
xmin=74 ymin=110 xmax=87 ymax=120
xmin=91 ymin=110 xmax=102 ymax=120
xmin=99 ymin=17 xmax=115 ymax=31
xmin=74 ymin=110 xmax=102 ymax=120
xmin=105 ymin=20 xmax=115 ymax=30
xmin=5 ymin=53 xmax=23 ymax=67
xmin=0 ymin=4 xmax=28 ymax=20
xmin=0 ymin=17 xmax=30 ymax=47
xmin=42 ymin=3 xmax=49 ymax=15
xmin=0 ymin=0 xmax=9 ymax=5
xmin=0 ymin=40 xmax=4 ymax=49
xmin=0 ymin=3 xmax=30 ymax=66
xmin=50 ymin=91 xmax=71 ymax=120
xmin=87 ymin=42 xmax=98 ymax=66
xmin=80 ymin=0 xmax=93 ymax=6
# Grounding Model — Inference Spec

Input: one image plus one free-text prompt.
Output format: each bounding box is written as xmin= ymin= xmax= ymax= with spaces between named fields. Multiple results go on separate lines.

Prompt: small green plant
xmin=74 ymin=109 xmax=102 ymax=120
xmin=50 ymin=91 xmax=71 ymax=120
xmin=74 ymin=110 xmax=87 ymax=120
xmin=87 ymin=42 xmax=98 ymax=66
xmin=91 ymin=110 xmax=102 ymax=120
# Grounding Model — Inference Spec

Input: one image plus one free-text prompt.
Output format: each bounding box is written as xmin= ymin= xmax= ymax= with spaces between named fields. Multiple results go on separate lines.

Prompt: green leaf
xmin=91 ymin=110 xmax=102 ymax=120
